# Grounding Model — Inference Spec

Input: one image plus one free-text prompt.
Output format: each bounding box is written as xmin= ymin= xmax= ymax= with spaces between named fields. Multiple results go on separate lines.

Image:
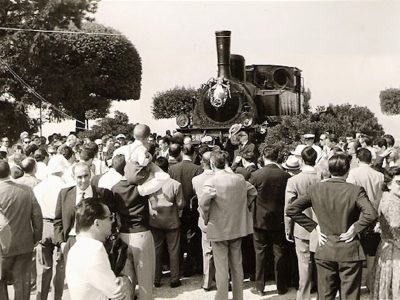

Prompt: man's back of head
xmin=112 ymin=154 xmax=126 ymax=175
xmin=356 ymin=148 xmax=372 ymax=164
xmin=201 ymin=151 xmax=212 ymax=170
xmin=0 ymin=160 xmax=10 ymax=179
xmin=210 ymin=150 xmax=227 ymax=170
xmin=20 ymin=157 xmax=37 ymax=174
xmin=301 ymin=147 xmax=317 ymax=166
xmin=328 ymin=153 xmax=351 ymax=177
xmin=155 ymin=156 xmax=169 ymax=173
xmin=182 ymin=144 xmax=195 ymax=158
xmin=169 ymin=143 xmax=182 ymax=159
xmin=263 ymin=146 xmax=279 ymax=162
xmin=134 ymin=124 xmax=151 ymax=141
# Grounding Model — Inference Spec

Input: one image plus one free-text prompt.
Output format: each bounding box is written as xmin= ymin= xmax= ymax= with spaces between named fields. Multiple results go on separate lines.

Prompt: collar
xmin=326 ymin=177 xmax=347 ymax=183
xmin=202 ymin=169 xmax=214 ymax=175
xmin=215 ymin=169 xmax=228 ymax=175
xmin=182 ymin=157 xmax=192 ymax=162
xmin=76 ymin=185 xmax=93 ymax=198
xmin=264 ymin=162 xmax=282 ymax=169
xmin=301 ymin=165 xmax=317 ymax=173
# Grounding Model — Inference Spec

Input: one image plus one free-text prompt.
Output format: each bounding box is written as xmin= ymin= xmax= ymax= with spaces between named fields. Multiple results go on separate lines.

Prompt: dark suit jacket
xmin=168 ymin=160 xmax=203 ymax=207
xmin=54 ymin=186 xmax=98 ymax=244
xmin=286 ymin=178 xmax=378 ymax=262
xmin=249 ymin=163 xmax=291 ymax=231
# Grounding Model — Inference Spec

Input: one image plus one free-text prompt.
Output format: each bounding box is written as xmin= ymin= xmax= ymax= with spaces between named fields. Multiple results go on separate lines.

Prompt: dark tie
xmin=80 ymin=192 xmax=85 ymax=201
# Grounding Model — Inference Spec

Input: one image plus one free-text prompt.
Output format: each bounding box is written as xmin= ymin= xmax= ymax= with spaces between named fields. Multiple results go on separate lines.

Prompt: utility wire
xmin=0 ymin=26 xmax=121 ymax=36
xmin=0 ymin=58 xmax=87 ymax=126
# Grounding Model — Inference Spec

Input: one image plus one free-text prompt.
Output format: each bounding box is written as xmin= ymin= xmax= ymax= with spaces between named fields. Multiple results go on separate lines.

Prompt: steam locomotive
xmin=176 ymin=30 xmax=304 ymax=142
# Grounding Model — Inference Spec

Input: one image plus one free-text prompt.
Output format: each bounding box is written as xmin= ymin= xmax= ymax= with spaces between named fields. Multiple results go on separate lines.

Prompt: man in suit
xmin=169 ymin=144 xmax=203 ymax=276
xmin=150 ymin=157 xmax=185 ymax=288
xmin=232 ymin=131 xmax=256 ymax=171
xmin=192 ymin=151 xmax=216 ymax=291
xmin=249 ymin=146 xmax=291 ymax=295
xmin=54 ymin=162 xmax=97 ymax=260
xmin=0 ymin=160 xmax=43 ymax=300
xmin=284 ymin=147 xmax=321 ymax=300
xmin=347 ymin=148 xmax=383 ymax=291
xmin=286 ymin=153 xmax=378 ymax=300
xmin=199 ymin=150 xmax=256 ymax=300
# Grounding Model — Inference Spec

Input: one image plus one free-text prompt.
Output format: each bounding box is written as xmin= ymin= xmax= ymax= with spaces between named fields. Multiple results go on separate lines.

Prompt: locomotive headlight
xmin=240 ymin=112 xmax=253 ymax=127
xmin=176 ymin=114 xmax=190 ymax=128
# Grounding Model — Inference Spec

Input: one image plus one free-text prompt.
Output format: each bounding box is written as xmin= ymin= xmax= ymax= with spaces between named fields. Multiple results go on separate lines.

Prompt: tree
xmin=152 ymin=86 xmax=199 ymax=119
xmin=262 ymin=103 xmax=384 ymax=162
xmin=77 ymin=111 xmax=136 ymax=140
xmin=1 ymin=22 xmax=141 ymax=129
xmin=380 ymin=88 xmax=400 ymax=115
xmin=0 ymin=99 xmax=38 ymax=143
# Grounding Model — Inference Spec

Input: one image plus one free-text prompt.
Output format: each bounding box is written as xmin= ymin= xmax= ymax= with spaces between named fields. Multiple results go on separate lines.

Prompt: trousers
xmin=212 ymin=238 xmax=243 ymax=300
xmin=121 ymin=230 xmax=155 ymax=300
xmin=315 ymin=259 xmax=363 ymax=300
xmin=0 ymin=252 xmax=32 ymax=300
xmin=151 ymin=227 xmax=180 ymax=284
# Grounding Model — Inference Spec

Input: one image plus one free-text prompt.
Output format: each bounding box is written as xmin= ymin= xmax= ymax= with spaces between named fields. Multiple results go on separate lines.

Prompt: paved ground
xmin=8 ymin=274 xmax=370 ymax=300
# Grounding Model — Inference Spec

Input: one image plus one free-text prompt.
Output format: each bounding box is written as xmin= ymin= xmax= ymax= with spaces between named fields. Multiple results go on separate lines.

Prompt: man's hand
xmin=112 ymin=277 xmax=127 ymax=300
xmin=374 ymin=222 xmax=381 ymax=234
xmin=339 ymin=224 xmax=356 ymax=243
xmin=313 ymin=225 xmax=327 ymax=246
xmin=60 ymin=242 xmax=66 ymax=253
xmin=234 ymin=156 xmax=242 ymax=164
xmin=285 ymin=232 xmax=294 ymax=243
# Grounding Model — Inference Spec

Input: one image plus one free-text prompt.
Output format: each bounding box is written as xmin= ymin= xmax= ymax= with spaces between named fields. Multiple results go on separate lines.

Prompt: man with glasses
xmin=66 ymin=198 xmax=130 ymax=300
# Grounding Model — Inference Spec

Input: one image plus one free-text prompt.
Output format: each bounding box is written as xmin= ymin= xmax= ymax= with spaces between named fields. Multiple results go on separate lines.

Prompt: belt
xmin=43 ymin=218 xmax=55 ymax=223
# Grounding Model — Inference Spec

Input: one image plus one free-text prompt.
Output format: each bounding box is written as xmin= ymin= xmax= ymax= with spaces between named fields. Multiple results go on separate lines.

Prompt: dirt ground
xmin=8 ymin=273 xmax=370 ymax=300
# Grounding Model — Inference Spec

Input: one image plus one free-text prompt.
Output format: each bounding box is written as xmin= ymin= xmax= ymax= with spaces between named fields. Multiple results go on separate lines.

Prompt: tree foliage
xmin=262 ymin=103 xmax=384 ymax=162
xmin=0 ymin=0 xmax=98 ymax=36
xmin=1 ymin=21 xmax=141 ymax=124
xmin=0 ymin=100 xmax=38 ymax=143
xmin=152 ymin=86 xmax=199 ymax=119
xmin=77 ymin=111 xmax=135 ymax=140
xmin=380 ymin=88 xmax=400 ymax=115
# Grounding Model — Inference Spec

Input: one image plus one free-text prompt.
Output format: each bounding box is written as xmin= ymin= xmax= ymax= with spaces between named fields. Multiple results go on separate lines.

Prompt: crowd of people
xmin=0 ymin=125 xmax=399 ymax=300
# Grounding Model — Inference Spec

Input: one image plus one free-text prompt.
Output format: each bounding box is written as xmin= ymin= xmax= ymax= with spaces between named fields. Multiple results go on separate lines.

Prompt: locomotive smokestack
xmin=215 ymin=30 xmax=231 ymax=79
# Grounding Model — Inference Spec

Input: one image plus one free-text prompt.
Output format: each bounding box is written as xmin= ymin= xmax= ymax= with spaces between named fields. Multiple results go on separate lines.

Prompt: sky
xmin=42 ymin=0 xmax=400 ymax=138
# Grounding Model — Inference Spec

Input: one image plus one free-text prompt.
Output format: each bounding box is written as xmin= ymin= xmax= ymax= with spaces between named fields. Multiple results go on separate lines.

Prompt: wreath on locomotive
xmin=176 ymin=31 xmax=304 ymax=143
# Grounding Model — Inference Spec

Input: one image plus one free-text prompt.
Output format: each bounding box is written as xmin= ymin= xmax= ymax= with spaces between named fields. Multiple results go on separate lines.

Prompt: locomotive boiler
xmin=176 ymin=30 xmax=304 ymax=142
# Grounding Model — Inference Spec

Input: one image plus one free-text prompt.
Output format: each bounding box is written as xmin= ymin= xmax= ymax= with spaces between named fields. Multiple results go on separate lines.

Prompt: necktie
xmin=80 ymin=192 xmax=85 ymax=201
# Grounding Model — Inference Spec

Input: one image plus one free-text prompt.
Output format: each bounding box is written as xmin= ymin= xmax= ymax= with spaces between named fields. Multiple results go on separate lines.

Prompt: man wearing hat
xmin=33 ymin=155 xmax=69 ymax=300
xmin=303 ymin=134 xmax=322 ymax=159
xmin=232 ymin=131 xmax=256 ymax=171
xmin=282 ymin=155 xmax=301 ymax=176
xmin=115 ymin=134 xmax=126 ymax=146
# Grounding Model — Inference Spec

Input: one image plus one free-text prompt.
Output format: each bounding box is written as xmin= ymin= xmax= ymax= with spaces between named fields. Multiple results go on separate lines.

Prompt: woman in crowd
xmin=372 ymin=166 xmax=400 ymax=299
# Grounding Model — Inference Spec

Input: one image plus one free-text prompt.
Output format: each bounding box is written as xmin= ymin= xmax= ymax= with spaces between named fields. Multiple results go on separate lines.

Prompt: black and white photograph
xmin=0 ymin=1 xmax=399 ymax=299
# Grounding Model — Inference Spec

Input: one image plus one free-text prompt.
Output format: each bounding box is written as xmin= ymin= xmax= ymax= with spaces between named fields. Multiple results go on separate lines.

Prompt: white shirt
xmin=98 ymin=168 xmax=123 ymax=191
xmin=69 ymin=186 xmax=93 ymax=236
xmin=113 ymin=140 xmax=149 ymax=166
xmin=33 ymin=175 xmax=65 ymax=219
xmin=35 ymin=161 xmax=49 ymax=181
xmin=66 ymin=236 xmax=118 ymax=300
